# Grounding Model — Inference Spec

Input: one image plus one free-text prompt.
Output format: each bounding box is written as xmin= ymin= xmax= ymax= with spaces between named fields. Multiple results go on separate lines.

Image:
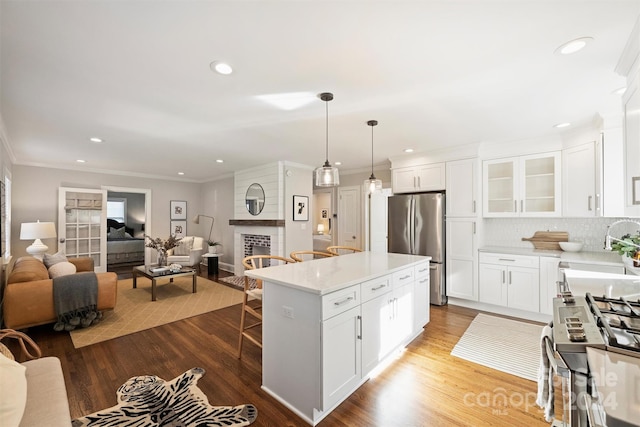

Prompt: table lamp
xmin=20 ymin=220 xmax=57 ymax=260
xmin=317 ymin=224 xmax=325 ymax=235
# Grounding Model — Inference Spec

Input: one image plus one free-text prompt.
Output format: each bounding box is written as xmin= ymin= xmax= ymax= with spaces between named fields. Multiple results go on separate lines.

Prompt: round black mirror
xmin=245 ymin=183 xmax=265 ymax=215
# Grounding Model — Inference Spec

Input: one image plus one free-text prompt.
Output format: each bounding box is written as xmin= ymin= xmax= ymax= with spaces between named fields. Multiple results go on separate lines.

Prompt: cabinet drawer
xmin=415 ymin=262 xmax=430 ymax=279
xmin=479 ymin=252 xmax=539 ymax=268
xmin=322 ymin=284 xmax=360 ymax=320
xmin=361 ymin=275 xmax=392 ymax=303
xmin=393 ymin=267 xmax=414 ymax=288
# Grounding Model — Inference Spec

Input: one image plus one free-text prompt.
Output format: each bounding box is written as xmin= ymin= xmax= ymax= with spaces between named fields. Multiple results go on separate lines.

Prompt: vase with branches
xmin=145 ymin=235 xmax=180 ymax=266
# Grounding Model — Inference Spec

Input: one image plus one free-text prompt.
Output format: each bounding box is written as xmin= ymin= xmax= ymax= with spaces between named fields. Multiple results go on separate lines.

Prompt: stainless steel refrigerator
xmin=387 ymin=192 xmax=446 ymax=305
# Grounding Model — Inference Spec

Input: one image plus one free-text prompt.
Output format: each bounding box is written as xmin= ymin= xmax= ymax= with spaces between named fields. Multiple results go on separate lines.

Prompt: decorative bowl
xmin=559 ymin=241 xmax=583 ymax=252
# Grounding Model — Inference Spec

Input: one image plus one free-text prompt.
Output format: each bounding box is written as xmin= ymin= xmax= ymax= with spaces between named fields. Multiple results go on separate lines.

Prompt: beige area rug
xmin=70 ymin=276 xmax=243 ymax=348
xmin=450 ymin=313 xmax=543 ymax=382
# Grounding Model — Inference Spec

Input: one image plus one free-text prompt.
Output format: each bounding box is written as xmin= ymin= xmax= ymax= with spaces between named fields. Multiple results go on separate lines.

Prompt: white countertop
xmin=564 ymin=269 xmax=640 ymax=299
xmin=480 ymin=246 xmax=624 ymax=266
xmin=245 ymin=252 xmax=430 ymax=295
xmin=586 ymin=347 xmax=640 ymax=426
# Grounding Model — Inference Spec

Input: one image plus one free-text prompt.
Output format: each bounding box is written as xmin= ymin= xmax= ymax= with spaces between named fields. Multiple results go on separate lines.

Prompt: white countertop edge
xmin=480 ymin=246 xmax=624 ymax=266
xmin=245 ymin=252 xmax=431 ymax=295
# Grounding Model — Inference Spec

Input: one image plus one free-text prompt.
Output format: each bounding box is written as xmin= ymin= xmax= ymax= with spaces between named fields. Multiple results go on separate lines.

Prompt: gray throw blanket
xmin=53 ymin=272 xmax=102 ymax=332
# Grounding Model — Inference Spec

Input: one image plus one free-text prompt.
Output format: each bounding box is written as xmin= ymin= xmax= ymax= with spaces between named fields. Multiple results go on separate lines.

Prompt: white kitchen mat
xmin=451 ymin=313 xmax=544 ymax=381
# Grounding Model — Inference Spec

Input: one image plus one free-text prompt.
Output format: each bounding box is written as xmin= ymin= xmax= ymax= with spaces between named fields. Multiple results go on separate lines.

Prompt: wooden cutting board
xmin=521 ymin=231 xmax=569 ymax=250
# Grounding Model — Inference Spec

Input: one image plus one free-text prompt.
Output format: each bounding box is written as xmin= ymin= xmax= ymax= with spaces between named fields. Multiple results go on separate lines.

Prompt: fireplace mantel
xmin=229 ymin=219 xmax=285 ymax=227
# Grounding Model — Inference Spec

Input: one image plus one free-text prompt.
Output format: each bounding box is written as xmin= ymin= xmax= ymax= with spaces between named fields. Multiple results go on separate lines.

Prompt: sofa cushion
xmin=0 ymin=353 xmax=27 ymax=426
xmin=173 ymin=236 xmax=194 ymax=256
xmin=8 ymin=257 xmax=49 ymax=284
xmin=48 ymin=262 xmax=77 ymax=279
xmin=43 ymin=251 xmax=68 ymax=269
xmin=20 ymin=357 xmax=72 ymax=427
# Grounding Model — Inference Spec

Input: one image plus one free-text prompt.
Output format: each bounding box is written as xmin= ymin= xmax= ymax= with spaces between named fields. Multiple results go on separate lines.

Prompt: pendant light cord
xmin=325 ymin=99 xmax=329 ymax=163
xmin=371 ymin=124 xmax=374 ymax=176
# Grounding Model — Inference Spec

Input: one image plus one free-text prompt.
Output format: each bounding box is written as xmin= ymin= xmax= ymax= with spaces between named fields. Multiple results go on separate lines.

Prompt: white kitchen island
xmin=245 ymin=251 xmax=431 ymax=426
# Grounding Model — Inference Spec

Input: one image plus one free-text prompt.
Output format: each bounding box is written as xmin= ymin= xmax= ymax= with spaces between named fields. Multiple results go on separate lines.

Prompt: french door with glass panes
xmin=58 ymin=187 xmax=107 ymax=272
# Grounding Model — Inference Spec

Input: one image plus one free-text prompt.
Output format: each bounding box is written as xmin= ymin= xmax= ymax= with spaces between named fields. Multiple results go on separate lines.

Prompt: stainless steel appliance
xmin=387 ymin=192 xmax=446 ymax=305
xmin=548 ymin=289 xmax=640 ymax=427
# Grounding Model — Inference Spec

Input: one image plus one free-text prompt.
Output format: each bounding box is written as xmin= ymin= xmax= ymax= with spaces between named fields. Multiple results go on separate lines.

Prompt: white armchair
xmin=167 ymin=236 xmax=204 ymax=272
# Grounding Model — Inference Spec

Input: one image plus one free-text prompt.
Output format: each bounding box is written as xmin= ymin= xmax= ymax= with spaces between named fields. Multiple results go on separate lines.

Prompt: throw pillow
xmin=48 ymin=261 xmax=77 ymax=279
xmin=109 ymin=227 xmax=126 ymax=239
xmin=0 ymin=353 xmax=27 ymax=427
xmin=173 ymin=236 xmax=194 ymax=256
xmin=43 ymin=251 xmax=68 ymax=268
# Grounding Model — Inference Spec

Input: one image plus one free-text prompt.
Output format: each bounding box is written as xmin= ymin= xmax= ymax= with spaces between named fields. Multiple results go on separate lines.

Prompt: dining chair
xmin=289 ymin=250 xmax=334 ymax=262
xmin=237 ymin=255 xmax=295 ymax=359
xmin=326 ymin=245 xmax=362 ymax=256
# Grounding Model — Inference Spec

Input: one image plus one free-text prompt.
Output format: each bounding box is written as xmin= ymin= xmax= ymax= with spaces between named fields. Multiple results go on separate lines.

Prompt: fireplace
xmin=233 ymin=225 xmax=284 ymax=275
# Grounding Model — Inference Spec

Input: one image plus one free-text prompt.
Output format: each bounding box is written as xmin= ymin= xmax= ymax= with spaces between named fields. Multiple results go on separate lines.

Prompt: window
xmin=107 ymin=199 xmax=126 ymax=223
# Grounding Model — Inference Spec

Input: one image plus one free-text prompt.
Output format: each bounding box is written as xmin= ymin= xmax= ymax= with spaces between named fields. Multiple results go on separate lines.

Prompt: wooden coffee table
xmin=132 ymin=265 xmax=197 ymax=301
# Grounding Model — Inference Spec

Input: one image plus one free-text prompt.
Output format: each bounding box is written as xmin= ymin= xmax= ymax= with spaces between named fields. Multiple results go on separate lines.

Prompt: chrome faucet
xmin=604 ymin=219 xmax=640 ymax=251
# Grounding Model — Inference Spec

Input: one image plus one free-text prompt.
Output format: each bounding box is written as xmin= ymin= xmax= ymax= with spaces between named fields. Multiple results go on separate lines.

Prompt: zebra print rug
xmin=72 ymin=367 xmax=257 ymax=426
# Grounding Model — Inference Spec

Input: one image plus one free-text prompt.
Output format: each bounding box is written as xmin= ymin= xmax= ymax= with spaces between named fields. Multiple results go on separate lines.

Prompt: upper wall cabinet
xmin=562 ymin=142 xmax=600 ymax=217
xmin=446 ymin=158 xmax=478 ymax=217
xmin=392 ymin=163 xmax=445 ymax=193
xmin=483 ymin=151 xmax=561 ymax=217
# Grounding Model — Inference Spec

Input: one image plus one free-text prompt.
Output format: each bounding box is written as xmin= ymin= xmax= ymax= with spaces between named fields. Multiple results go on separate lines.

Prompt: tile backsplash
xmin=483 ymin=217 xmax=639 ymax=252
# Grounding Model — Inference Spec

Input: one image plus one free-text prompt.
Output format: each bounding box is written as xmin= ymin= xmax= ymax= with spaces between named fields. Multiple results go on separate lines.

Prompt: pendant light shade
xmin=365 ymin=120 xmax=382 ymax=193
xmin=315 ymin=92 xmax=340 ymax=187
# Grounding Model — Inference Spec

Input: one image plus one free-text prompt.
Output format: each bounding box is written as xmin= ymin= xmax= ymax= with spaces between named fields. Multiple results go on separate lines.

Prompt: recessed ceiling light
xmin=555 ymin=37 xmax=593 ymax=55
xmin=89 ymin=137 xmax=103 ymax=143
xmin=612 ymin=87 xmax=627 ymax=95
xmin=210 ymin=61 xmax=233 ymax=75
xmin=216 ymin=159 xmax=224 ymax=163
xmin=335 ymin=161 xmax=342 ymax=166
xmin=76 ymin=159 xmax=86 ymax=163
xmin=404 ymin=148 xmax=414 ymax=153
xmin=178 ymin=172 xmax=185 ymax=176
xmin=554 ymin=122 xmax=571 ymax=128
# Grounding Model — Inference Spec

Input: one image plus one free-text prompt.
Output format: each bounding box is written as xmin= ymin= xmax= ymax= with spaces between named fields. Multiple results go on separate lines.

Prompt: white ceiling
xmin=2 ymin=1 xmax=639 ymax=182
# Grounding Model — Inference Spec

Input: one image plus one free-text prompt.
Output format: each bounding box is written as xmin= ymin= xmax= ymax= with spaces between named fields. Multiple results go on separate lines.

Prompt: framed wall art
xmin=293 ymin=195 xmax=309 ymax=221
xmin=170 ymin=220 xmax=187 ymax=238
xmin=321 ymin=208 xmax=328 ymax=219
xmin=170 ymin=200 xmax=187 ymax=220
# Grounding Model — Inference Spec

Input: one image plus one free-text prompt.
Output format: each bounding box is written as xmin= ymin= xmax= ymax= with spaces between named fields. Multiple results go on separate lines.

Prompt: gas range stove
xmin=589 ymin=294 xmax=640 ymax=357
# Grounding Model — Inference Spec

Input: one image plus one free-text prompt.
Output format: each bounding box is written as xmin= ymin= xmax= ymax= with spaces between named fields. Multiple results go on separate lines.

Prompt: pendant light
xmin=315 ymin=92 xmax=340 ymax=187
xmin=365 ymin=120 xmax=382 ymax=193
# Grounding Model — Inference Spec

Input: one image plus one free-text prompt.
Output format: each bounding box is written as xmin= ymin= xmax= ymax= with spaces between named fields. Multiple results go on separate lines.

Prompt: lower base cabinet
xmin=478 ymin=253 xmax=540 ymax=313
xmin=261 ymin=261 xmax=429 ymax=426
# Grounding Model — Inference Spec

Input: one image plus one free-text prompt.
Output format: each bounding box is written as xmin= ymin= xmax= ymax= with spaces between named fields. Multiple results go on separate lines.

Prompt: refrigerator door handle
xmin=409 ymin=197 xmax=415 ymax=254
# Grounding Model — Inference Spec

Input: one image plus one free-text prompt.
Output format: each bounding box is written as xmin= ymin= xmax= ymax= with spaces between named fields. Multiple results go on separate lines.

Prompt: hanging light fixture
xmin=315 ymin=92 xmax=340 ymax=187
xmin=365 ymin=120 xmax=382 ymax=193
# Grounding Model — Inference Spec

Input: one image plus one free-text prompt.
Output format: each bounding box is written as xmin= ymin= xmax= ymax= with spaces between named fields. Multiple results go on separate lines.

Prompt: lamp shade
xmin=20 ymin=221 xmax=57 ymax=240
xmin=317 ymin=224 xmax=325 ymax=234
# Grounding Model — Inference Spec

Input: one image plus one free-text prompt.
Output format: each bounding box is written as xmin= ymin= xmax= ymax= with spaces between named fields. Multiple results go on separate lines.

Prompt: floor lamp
xmin=193 ymin=214 xmax=214 ymax=243
xmin=20 ymin=220 xmax=57 ymax=260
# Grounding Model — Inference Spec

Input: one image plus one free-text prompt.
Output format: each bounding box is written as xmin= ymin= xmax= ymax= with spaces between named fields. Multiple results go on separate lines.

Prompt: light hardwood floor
xmin=11 ymin=271 xmax=550 ymax=427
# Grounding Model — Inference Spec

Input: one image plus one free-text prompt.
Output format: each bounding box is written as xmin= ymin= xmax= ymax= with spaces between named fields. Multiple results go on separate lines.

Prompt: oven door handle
xmin=544 ymin=337 xmax=570 ymax=378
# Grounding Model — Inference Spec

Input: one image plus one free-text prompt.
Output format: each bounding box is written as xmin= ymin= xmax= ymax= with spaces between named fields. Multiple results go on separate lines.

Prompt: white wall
xmin=284 ymin=163 xmax=313 ymax=255
xmin=200 ymin=176 xmax=234 ymax=270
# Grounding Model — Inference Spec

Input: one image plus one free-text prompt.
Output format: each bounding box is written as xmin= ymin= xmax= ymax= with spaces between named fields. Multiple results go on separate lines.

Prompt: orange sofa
xmin=3 ymin=256 xmax=117 ymax=330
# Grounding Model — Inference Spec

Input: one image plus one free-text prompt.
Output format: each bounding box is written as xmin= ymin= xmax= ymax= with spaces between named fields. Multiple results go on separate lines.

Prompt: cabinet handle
xmin=419 ymin=278 xmax=428 ymax=284
xmin=473 ymin=222 xmax=476 ymax=234
xmin=399 ymin=274 xmax=411 ymax=281
xmin=371 ymin=284 xmax=387 ymax=291
xmin=413 ymin=176 xmax=417 ymax=188
xmin=514 ymin=200 xmax=517 ymax=213
xmin=520 ymin=200 xmax=523 ymax=212
xmin=502 ymin=270 xmax=505 ymax=284
xmin=588 ymin=196 xmax=593 ymax=211
xmin=417 ymin=176 xmax=421 ymax=188
xmin=498 ymin=258 xmax=515 ymax=262
xmin=508 ymin=271 xmax=512 ymax=285
xmin=473 ymin=200 xmax=476 ymax=213
xmin=595 ymin=194 xmax=600 ymax=211
xmin=333 ymin=296 xmax=354 ymax=306
xmin=418 ymin=267 xmax=428 ymax=274
xmin=357 ymin=315 xmax=362 ymax=340
xmin=389 ymin=299 xmax=395 ymax=320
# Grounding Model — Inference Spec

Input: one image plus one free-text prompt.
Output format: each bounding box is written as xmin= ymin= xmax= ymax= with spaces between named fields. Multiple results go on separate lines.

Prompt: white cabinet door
xmin=392 ymin=167 xmax=419 ymax=193
xmin=478 ymin=263 xmax=506 ymax=305
xmin=623 ymin=78 xmax=640 ymax=216
xmin=539 ymin=257 xmax=561 ymax=315
xmin=413 ymin=263 xmax=430 ymax=330
xmin=415 ymin=163 xmax=446 ymax=191
xmin=446 ymin=158 xmax=477 ymax=217
xmin=361 ymin=291 xmax=393 ymax=376
xmin=446 ymin=218 xmax=477 ymax=301
xmin=393 ymin=282 xmax=414 ymax=347
xmin=392 ymin=163 xmax=446 ymax=193
xmin=506 ymin=266 xmax=540 ymax=313
xmin=483 ymin=152 xmax=561 ymax=217
xmin=322 ymin=305 xmax=361 ymax=410
xmin=563 ymin=143 xmax=597 ymax=217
